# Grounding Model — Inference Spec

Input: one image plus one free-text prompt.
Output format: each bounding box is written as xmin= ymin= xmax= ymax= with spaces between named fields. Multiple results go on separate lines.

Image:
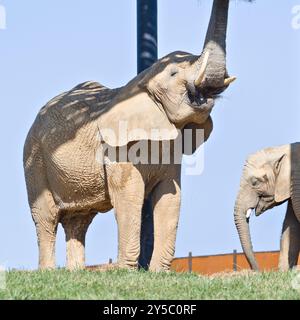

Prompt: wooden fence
xmin=170 ymin=250 xmax=300 ymax=275
xmin=89 ymin=250 xmax=300 ymax=275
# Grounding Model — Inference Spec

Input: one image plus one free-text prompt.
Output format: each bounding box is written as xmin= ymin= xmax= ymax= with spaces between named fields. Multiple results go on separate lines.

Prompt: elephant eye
xmin=251 ymin=177 xmax=260 ymax=187
xmin=170 ymin=68 xmax=178 ymax=77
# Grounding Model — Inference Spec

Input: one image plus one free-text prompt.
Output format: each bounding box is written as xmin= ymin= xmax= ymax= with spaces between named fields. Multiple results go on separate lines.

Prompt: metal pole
xmin=137 ymin=0 xmax=158 ymax=73
xmin=137 ymin=0 xmax=157 ymax=269
xmin=233 ymin=249 xmax=237 ymax=271
xmin=188 ymin=252 xmax=193 ymax=273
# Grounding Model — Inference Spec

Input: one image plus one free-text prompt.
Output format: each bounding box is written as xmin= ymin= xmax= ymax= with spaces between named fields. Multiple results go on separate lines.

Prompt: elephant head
xmin=234 ymin=143 xmax=300 ymax=270
xmin=100 ymin=0 xmax=235 ymax=147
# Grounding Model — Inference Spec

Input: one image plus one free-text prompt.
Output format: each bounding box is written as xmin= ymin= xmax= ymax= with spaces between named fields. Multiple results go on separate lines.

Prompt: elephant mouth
xmin=187 ymin=89 xmax=207 ymax=106
xmin=186 ymin=88 xmax=215 ymax=111
xmin=255 ymin=195 xmax=278 ymax=216
xmin=255 ymin=199 xmax=267 ymax=216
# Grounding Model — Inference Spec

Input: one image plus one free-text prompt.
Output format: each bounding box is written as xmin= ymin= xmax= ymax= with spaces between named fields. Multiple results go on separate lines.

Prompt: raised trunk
xmin=201 ymin=0 xmax=229 ymax=88
xmin=234 ymin=194 xmax=259 ymax=270
xmin=291 ymin=143 xmax=300 ymax=221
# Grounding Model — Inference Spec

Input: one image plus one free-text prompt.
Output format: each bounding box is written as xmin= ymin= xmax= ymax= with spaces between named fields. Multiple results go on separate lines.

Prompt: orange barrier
xmin=88 ymin=251 xmax=300 ymax=275
xmin=171 ymin=251 xmax=300 ymax=275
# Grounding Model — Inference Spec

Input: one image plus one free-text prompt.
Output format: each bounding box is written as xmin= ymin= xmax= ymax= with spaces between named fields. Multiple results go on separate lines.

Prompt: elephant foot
xmin=38 ymin=233 xmax=57 ymax=270
xmin=86 ymin=263 xmax=119 ymax=272
xmin=39 ymin=263 xmax=56 ymax=271
xmin=117 ymin=260 xmax=139 ymax=271
xmin=61 ymin=212 xmax=96 ymax=270
xmin=278 ymin=261 xmax=290 ymax=272
xmin=149 ymin=262 xmax=171 ymax=272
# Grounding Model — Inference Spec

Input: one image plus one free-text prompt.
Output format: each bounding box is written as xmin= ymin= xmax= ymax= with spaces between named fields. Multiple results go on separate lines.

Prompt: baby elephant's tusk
xmin=246 ymin=208 xmax=252 ymax=219
xmin=224 ymin=76 xmax=236 ymax=86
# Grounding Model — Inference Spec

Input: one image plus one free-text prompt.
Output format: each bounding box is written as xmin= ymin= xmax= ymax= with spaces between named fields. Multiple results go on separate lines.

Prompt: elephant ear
xmin=99 ymin=91 xmax=178 ymax=147
xmin=274 ymin=152 xmax=291 ymax=203
xmin=182 ymin=116 xmax=213 ymax=155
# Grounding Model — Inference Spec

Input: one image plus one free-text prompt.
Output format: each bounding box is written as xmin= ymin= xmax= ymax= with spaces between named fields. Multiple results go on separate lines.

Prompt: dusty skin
xmin=23 ymin=0 xmax=236 ymax=271
xmin=234 ymin=143 xmax=300 ymax=271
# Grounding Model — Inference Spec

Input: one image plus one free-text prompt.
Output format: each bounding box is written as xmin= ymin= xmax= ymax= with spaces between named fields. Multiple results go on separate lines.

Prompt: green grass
xmin=1 ymin=269 xmax=300 ymax=300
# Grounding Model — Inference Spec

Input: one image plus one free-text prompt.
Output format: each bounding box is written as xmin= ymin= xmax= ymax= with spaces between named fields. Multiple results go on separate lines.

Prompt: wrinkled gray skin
xmin=24 ymin=0 xmax=235 ymax=271
xmin=234 ymin=143 xmax=300 ymax=271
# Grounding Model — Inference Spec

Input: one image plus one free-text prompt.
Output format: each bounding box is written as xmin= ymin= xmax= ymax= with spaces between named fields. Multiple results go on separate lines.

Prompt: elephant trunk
xmin=234 ymin=189 xmax=259 ymax=271
xmin=197 ymin=0 xmax=230 ymax=88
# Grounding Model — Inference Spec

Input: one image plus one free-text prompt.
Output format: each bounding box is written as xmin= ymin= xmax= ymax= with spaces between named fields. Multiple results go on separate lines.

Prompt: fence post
xmin=188 ymin=252 xmax=193 ymax=273
xmin=233 ymin=249 xmax=237 ymax=271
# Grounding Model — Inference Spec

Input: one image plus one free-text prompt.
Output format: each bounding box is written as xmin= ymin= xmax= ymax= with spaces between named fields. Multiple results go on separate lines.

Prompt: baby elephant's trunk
xmin=234 ymin=190 xmax=259 ymax=270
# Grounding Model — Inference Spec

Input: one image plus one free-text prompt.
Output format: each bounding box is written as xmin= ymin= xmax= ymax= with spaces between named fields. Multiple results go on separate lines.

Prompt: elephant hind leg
xmin=32 ymin=194 xmax=59 ymax=270
xmin=29 ymin=187 xmax=59 ymax=269
xmin=24 ymin=141 xmax=59 ymax=270
xmin=279 ymin=200 xmax=300 ymax=270
xmin=60 ymin=212 xmax=96 ymax=270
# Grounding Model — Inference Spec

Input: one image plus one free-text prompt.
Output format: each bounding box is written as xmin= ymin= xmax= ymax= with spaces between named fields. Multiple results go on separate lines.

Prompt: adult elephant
xmin=24 ymin=0 xmax=235 ymax=271
xmin=234 ymin=143 xmax=300 ymax=271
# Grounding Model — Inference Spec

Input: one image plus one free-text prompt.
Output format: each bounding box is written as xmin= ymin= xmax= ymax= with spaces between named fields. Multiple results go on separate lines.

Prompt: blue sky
xmin=0 ymin=0 xmax=299 ymax=269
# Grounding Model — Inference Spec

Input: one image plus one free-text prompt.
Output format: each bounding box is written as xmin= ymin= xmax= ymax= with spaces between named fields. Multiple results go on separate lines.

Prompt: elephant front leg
xmin=279 ymin=200 xmax=300 ymax=270
xmin=61 ymin=212 xmax=96 ymax=270
xmin=149 ymin=178 xmax=181 ymax=272
xmin=112 ymin=171 xmax=145 ymax=269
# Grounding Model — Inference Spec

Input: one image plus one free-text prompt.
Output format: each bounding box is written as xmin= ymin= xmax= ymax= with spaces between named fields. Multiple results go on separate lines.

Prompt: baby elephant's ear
xmin=274 ymin=153 xmax=291 ymax=203
xmin=99 ymin=92 xmax=178 ymax=147
xmin=182 ymin=116 xmax=213 ymax=155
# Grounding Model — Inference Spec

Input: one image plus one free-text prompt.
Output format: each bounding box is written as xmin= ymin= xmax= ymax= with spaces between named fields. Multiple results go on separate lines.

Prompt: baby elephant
xmin=234 ymin=143 xmax=300 ymax=271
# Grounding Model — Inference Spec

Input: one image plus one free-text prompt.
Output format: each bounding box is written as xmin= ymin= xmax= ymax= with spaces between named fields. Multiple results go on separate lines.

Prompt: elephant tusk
xmin=224 ymin=76 xmax=236 ymax=86
xmin=246 ymin=208 xmax=252 ymax=219
xmin=194 ymin=51 xmax=210 ymax=87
